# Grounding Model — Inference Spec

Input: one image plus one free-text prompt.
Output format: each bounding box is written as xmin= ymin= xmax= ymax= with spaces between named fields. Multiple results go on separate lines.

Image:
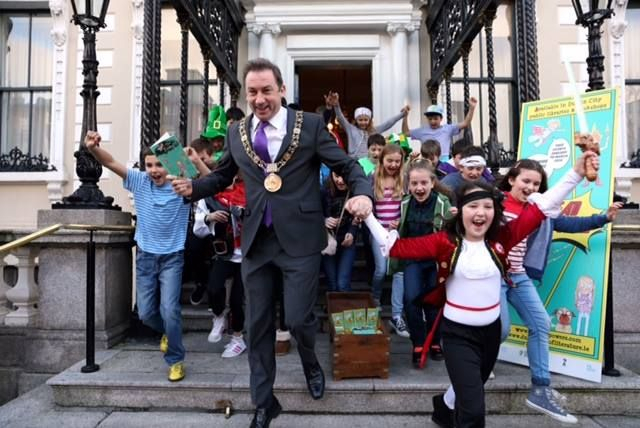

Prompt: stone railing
xmin=1 ymin=246 xmax=40 ymax=327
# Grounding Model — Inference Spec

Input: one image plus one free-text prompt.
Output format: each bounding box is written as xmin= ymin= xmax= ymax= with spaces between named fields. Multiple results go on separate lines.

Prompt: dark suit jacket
xmin=191 ymin=108 xmax=373 ymax=257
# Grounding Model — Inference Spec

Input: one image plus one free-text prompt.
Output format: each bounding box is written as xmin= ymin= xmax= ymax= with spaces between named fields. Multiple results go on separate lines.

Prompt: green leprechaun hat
xmin=201 ymin=105 xmax=227 ymax=139
xmin=388 ymin=132 xmax=412 ymax=156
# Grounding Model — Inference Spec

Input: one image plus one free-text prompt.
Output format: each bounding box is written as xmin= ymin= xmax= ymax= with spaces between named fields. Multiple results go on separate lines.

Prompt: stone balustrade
xmin=2 ymin=248 xmax=40 ymax=327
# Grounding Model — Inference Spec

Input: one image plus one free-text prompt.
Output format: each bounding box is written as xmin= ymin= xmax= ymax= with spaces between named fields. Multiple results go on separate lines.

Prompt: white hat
xmin=354 ymin=107 xmax=372 ymax=119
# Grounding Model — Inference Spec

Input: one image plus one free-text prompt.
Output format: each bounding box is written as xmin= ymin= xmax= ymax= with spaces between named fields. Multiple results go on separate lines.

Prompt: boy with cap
xmin=402 ymin=97 xmax=477 ymax=159
xmin=202 ymin=105 xmax=227 ymax=164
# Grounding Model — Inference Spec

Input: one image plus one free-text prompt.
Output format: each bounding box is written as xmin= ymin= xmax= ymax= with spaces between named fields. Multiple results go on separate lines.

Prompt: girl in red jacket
xmin=370 ymin=151 xmax=597 ymax=428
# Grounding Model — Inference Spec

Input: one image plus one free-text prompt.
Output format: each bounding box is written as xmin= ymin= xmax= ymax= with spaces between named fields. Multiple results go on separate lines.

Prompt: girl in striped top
xmin=370 ymin=144 xmax=409 ymax=337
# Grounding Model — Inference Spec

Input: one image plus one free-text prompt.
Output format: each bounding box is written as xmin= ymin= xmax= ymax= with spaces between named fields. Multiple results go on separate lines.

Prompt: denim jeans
xmin=321 ymin=244 xmax=356 ymax=292
xmin=136 ymin=248 xmax=186 ymax=366
xmin=500 ymin=272 xmax=551 ymax=386
xmin=403 ymin=260 xmax=439 ymax=348
xmin=371 ymin=235 xmax=403 ymax=315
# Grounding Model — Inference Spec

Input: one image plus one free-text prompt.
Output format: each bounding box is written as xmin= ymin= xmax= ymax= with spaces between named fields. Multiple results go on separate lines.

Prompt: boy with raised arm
xmin=85 ymin=131 xmax=190 ymax=382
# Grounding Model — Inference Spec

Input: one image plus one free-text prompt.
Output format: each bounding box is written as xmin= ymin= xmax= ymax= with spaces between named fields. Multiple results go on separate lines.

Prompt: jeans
xmin=500 ymin=272 xmax=551 ymax=386
xmin=403 ymin=261 xmax=439 ymax=348
xmin=136 ymin=249 xmax=186 ymax=366
xmin=321 ymin=244 xmax=356 ymax=292
xmin=371 ymin=235 xmax=403 ymax=315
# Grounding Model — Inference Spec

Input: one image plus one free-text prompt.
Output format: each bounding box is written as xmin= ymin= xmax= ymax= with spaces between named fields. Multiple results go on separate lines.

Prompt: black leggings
xmin=441 ymin=317 xmax=501 ymax=428
xmin=207 ymin=259 xmax=244 ymax=333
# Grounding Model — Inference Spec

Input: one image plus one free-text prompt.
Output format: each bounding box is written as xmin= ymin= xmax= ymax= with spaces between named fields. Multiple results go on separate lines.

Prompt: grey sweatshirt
xmin=334 ymin=105 xmax=405 ymax=159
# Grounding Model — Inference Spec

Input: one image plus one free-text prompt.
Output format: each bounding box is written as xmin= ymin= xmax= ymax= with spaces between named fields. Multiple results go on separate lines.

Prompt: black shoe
xmin=303 ymin=362 xmax=325 ymax=400
xmin=250 ymin=396 xmax=282 ymax=428
xmin=432 ymin=393 xmax=455 ymax=428
xmin=430 ymin=344 xmax=445 ymax=361
xmin=189 ymin=284 xmax=206 ymax=306
xmin=412 ymin=347 xmax=423 ymax=369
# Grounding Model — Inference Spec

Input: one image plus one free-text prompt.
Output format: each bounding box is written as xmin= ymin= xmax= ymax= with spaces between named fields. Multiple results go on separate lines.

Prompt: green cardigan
xmin=388 ymin=191 xmax=453 ymax=275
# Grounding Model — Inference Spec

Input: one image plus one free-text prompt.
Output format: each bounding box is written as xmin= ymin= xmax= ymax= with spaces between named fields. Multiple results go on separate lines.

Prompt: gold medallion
xmin=264 ymin=172 xmax=282 ymax=192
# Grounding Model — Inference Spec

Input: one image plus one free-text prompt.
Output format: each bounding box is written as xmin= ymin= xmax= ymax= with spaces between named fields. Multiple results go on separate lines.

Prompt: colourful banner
xmin=498 ymin=88 xmax=619 ymax=383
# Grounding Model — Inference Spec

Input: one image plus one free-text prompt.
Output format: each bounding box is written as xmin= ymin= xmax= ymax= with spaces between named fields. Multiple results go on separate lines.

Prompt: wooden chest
xmin=326 ymin=291 xmax=390 ymax=380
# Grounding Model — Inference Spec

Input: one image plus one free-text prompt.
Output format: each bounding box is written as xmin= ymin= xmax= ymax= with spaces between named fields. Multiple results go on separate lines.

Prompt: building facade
xmin=0 ymin=0 xmax=639 ymax=230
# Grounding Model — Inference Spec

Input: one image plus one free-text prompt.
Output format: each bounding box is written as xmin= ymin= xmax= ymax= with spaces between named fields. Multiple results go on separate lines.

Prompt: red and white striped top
xmin=503 ymin=193 xmax=527 ymax=273
xmin=375 ymin=188 xmax=401 ymax=229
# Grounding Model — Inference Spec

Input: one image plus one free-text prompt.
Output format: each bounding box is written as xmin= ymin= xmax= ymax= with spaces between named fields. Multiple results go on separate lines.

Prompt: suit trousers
xmin=242 ymin=225 xmax=321 ymax=408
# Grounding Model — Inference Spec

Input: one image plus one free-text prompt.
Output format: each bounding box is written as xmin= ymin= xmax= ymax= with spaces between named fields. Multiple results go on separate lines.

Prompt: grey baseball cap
xmin=424 ymin=105 xmax=444 ymax=117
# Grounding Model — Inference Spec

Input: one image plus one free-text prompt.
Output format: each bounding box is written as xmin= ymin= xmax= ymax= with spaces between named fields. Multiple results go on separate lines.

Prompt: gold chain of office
xmin=238 ymin=110 xmax=303 ymax=192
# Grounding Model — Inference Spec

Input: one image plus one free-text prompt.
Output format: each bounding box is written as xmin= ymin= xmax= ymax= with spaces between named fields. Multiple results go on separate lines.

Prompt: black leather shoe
xmin=432 ymin=393 xmax=455 ymax=428
xmin=303 ymin=362 xmax=325 ymax=400
xmin=250 ymin=396 xmax=282 ymax=428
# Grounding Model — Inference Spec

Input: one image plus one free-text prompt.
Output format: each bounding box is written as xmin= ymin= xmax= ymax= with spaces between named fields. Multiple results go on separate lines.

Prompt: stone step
xmin=46 ymin=332 xmax=640 ymax=418
xmin=5 ymin=384 xmax=640 ymax=428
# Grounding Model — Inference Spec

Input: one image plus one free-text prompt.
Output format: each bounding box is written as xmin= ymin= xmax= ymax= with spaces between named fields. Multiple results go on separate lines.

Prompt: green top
xmin=358 ymin=157 xmax=376 ymax=176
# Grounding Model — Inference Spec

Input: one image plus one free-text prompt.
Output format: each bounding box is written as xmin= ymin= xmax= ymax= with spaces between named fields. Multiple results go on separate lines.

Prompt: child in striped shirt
xmin=85 ymin=131 xmax=190 ymax=383
xmin=370 ymin=144 xmax=409 ymax=337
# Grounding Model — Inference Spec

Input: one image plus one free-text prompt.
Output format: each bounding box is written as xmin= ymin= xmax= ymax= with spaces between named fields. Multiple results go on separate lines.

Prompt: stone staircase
xmin=44 ymin=331 xmax=640 ymax=419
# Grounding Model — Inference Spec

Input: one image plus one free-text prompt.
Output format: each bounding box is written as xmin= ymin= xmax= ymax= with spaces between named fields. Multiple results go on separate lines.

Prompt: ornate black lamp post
xmin=571 ymin=0 xmax=614 ymax=92
xmin=55 ymin=0 xmax=118 ymax=210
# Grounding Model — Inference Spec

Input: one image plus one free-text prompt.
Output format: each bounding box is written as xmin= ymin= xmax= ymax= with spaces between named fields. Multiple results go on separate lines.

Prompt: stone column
xmin=609 ymin=0 xmax=629 ymax=168
xmin=388 ymin=23 xmax=410 ymax=112
xmin=258 ymin=24 xmax=281 ymax=61
xmin=26 ymin=209 xmax=133 ymax=373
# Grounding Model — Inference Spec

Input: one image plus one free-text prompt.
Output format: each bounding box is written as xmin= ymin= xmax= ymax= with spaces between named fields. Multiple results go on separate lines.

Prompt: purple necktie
xmin=254 ymin=121 xmax=272 ymax=227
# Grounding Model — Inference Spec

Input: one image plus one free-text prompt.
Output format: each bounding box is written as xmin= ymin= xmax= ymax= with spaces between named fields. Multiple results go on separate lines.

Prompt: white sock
xmin=444 ymin=385 xmax=456 ymax=410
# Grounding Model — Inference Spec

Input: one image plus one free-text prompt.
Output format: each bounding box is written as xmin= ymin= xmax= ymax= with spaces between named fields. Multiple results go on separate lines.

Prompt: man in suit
xmin=172 ymin=58 xmax=373 ymax=428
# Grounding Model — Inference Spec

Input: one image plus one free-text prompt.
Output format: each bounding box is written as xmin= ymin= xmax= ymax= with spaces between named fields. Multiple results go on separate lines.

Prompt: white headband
xmin=460 ymin=155 xmax=487 ymax=168
xmin=354 ymin=107 xmax=372 ymax=119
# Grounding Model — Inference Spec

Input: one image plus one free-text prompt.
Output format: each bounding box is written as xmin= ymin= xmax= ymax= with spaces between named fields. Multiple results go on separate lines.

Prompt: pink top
xmin=375 ymin=188 xmax=401 ymax=229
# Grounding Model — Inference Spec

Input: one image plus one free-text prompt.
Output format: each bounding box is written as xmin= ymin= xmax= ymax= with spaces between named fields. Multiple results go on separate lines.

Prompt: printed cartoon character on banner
xmin=528 ymin=119 xmax=561 ymax=147
xmin=575 ymin=276 xmax=596 ymax=336
xmin=551 ymin=307 xmax=576 ymax=334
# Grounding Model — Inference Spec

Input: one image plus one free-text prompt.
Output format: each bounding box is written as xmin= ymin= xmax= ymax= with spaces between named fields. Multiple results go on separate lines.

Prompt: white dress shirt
xmin=250 ymin=107 xmax=288 ymax=162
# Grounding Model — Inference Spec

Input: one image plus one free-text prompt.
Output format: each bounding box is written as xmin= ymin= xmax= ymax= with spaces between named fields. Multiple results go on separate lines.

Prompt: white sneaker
xmin=389 ymin=316 xmax=410 ymax=338
xmin=208 ymin=314 xmax=227 ymax=343
xmin=222 ymin=336 xmax=247 ymax=358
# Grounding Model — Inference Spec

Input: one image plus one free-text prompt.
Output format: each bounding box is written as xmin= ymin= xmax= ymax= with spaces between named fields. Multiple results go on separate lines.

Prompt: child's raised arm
xmin=85 ymin=131 xmax=127 ymax=179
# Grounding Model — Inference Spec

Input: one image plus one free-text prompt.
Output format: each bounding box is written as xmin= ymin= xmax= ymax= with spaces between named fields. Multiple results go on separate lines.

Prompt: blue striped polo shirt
xmin=124 ymin=169 xmax=190 ymax=254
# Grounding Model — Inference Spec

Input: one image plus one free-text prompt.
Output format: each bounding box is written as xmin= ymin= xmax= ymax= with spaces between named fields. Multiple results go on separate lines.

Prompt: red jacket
xmin=389 ymin=202 xmax=546 ymax=307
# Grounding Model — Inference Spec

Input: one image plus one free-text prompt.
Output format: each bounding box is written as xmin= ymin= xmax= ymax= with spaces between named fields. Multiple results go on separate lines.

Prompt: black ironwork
xmin=444 ymin=68 xmax=453 ymax=124
xmin=602 ymin=249 xmax=620 ymax=376
xmin=140 ymin=0 xmax=162 ymax=165
xmin=202 ymin=48 xmax=211 ymax=126
xmin=426 ymin=0 xmax=498 ymax=89
xmin=171 ymin=0 xmax=244 ymax=91
xmin=0 ymin=148 xmax=56 ymax=172
xmin=499 ymin=148 xmax=517 ymax=167
xmin=515 ymin=0 xmax=540 ymax=103
xmin=626 ymin=149 xmax=640 ymax=168
xmin=460 ymin=42 xmax=474 ymax=147
xmin=56 ymin=7 xmax=118 ymax=210
xmin=81 ymin=229 xmax=99 ymax=373
xmin=572 ymin=1 xmax=614 ymax=92
xmin=178 ymin=10 xmax=190 ymax=147
xmin=219 ymin=71 xmax=226 ymax=107
xmin=481 ymin=7 xmax=500 ymax=176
